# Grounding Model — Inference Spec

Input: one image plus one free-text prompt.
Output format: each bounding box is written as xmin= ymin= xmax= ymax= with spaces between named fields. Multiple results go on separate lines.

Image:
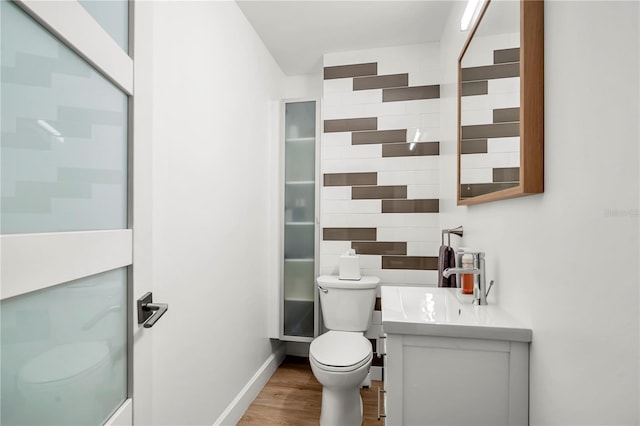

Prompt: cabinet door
xmin=282 ymin=100 xmax=318 ymax=340
xmin=387 ymin=335 xmax=517 ymax=426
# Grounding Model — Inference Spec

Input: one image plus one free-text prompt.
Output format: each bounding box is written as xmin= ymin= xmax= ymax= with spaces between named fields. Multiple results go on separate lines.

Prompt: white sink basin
xmin=381 ymin=286 xmax=532 ymax=342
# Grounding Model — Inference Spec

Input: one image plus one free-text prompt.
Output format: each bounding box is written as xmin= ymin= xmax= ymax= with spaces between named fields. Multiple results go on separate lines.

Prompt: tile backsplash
xmin=319 ymin=44 xmax=441 ymax=286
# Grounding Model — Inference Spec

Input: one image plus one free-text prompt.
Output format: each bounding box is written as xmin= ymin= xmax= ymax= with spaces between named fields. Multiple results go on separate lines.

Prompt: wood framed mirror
xmin=457 ymin=0 xmax=544 ymax=205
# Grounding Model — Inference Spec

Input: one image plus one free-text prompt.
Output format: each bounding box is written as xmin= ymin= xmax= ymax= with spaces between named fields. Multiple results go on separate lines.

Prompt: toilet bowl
xmin=310 ymin=275 xmax=379 ymax=426
xmin=310 ymin=330 xmax=373 ymax=426
xmin=17 ymin=342 xmax=111 ymax=425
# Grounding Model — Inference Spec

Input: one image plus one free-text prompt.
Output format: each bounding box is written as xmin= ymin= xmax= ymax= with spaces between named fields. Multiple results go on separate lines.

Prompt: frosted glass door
xmin=0 ymin=1 xmax=132 ymax=425
xmin=283 ymin=101 xmax=317 ymax=338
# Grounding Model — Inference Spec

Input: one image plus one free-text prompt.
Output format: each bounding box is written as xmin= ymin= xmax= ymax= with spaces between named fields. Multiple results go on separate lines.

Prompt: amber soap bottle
xmin=461 ymin=253 xmax=474 ymax=295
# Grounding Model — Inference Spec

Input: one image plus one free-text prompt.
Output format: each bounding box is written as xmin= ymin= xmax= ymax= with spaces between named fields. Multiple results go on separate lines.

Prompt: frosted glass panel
xmin=1 ymin=1 xmax=128 ymax=234
xmin=79 ymin=0 xmax=129 ymax=52
xmin=1 ymin=269 xmax=127 ymax=426
xmin=283 ymin=100 xmax=316 ymax=338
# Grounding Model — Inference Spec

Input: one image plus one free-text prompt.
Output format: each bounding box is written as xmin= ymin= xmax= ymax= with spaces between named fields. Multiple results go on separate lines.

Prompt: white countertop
xmin=381 ymin=286 xmax=532 ymax=342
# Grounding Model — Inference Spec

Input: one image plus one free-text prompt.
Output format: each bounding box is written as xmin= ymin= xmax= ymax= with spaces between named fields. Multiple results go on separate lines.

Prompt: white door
xmin=0 ymin=1 xmax=154 ymax=424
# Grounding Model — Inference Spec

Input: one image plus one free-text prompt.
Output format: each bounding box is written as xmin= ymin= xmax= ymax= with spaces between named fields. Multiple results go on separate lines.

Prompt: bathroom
xmin=0 ymin=0 xmax=638 ymax=425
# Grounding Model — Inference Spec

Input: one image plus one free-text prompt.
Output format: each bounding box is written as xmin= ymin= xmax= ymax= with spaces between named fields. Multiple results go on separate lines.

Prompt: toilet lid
xmin=310 ymin=331 xmax=371 ymax=368
xmin=19 ymin=342 xmax=109 ymax=384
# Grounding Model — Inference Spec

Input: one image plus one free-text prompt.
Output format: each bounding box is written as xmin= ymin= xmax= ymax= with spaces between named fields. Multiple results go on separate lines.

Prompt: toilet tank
xmin=317 ymin=275 xmax=380 ymax=332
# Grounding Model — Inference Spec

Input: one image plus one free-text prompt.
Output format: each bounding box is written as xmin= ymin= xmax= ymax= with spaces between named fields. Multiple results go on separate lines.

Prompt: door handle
xmin=137 ymin=292 xmax=168 ymax=328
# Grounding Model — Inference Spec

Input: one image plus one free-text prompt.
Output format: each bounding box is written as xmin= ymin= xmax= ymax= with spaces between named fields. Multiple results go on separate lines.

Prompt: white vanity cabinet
xmin=381 ymin=286 xmax=532 ymax=425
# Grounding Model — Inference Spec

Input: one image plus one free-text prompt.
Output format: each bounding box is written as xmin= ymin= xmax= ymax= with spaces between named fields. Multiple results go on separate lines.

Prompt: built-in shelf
xmin=285 ymin=180 xmax=315 ymax=185
xmin=281 ymin=99 xmax=318 ymax=341
xmin=285 ymin=137 xmax=315 ymax=143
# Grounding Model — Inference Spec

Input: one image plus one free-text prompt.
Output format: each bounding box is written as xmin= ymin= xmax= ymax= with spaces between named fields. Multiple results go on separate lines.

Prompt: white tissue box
xmin=339 ymin=253 xmax=361 ymax=280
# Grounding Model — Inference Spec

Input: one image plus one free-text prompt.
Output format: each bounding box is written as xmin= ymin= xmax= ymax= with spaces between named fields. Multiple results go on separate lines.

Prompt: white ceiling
xmin=236 ymin=1 xmax=456 ymax=76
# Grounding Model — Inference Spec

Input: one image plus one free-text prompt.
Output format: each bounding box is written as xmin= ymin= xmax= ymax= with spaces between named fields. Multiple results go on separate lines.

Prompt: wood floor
xmin=238 ymin=356 xmax=384 ymax=425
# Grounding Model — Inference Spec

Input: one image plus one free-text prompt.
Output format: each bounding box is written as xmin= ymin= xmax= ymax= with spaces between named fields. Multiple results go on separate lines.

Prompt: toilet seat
xmin=310 ymin=331 xmax=372 ymax=372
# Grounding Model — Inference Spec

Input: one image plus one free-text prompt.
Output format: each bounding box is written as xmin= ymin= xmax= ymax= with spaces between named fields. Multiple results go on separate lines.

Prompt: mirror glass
xmin=459 ymin=0 xmax=522 ymax=200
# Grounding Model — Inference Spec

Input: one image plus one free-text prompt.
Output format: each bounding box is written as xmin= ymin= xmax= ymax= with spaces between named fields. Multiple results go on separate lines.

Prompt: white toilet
xmin=309 ymin=275 xmax=380 ymax=426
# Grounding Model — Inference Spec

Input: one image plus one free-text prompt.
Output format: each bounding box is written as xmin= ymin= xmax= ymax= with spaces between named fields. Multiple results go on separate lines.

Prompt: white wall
xmin=440 ymin=1 xmax=639 ymax=424
xmin=149 ymin=2 xmax=286 ymax=423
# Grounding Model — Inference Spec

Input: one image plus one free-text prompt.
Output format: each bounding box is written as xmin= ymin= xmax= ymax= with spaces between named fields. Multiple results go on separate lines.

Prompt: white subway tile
xmin=460 ymin=109 xmax=493 ymax=126
xmin=321 ymin=199 xmax=380 ymax=214
xmin=322 ymin=156 xmax=439 ymax=173
xmin=405 ymin=99 xmax=440 ymax=114
xmin=322 ymin=213 xmax=439 ymax=228
xmin=460 ymin=168 xmax=493 ymax=184
xmin=378 ymin=115 xmax=420 ymax=130
xmin=419 ymin=113 xmax=441 ymax=128
xmin=323 ymin=78 xmax=354 ymax=94
xmin=407 ymin=242 xmax=441 ymax=256
xmin=409 ymin=69 xmax=441 ymax=87
xmin=323 ymin=144 xmax=381 ymax=160
xmin=340 ymin=90 xmax=382 ymax=106
xmin=319 ymin=255 xmax=339 ymax=275
xmin=460 ymin=152 xmax=520 ymax=169
xmin=461 ymin=94 xmax=489 ymax=112
xmin=407 ymin=127 xmax=440 ymax=142
xmin=322 ymin=104 xmax=366 ymax=120
xmin=488 ymin=137 xmax=520 ymax=153
xmin=378 ymin=170 xmax=440 ymax=185
xmin=320 ymin=240 xmax=351 ymax=255
xmin=321 ymin=132 xmax=351 ymax=148
xmin=488 ymin=77 xmax=520 ymax=95
xmin=362 ymin=269 xmax=438 ymax=286
xmin=363 ymin=102 xmax=407 ymax=117
xmin=359 ymin=254 xmax=382 ymax=269
xmin=407 ymin=184 xmax=440 ymax=199
xmin=321 ymin=186 xmax=351 ymax=200
xmin=322 ymin=91 xmax=343 ymax=107
xmin=377 ymin=226 xmax=440 ymax=242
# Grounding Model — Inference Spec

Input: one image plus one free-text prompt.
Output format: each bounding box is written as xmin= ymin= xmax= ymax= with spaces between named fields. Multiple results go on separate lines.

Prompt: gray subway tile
xmin=462 ymin=122 xmax=520 ymax=139
xmin=382 ymin=199 xmax=439 ymax=213
xmin=353 ymin=74 xmax=408 ymax=90
xmin=493 ymin=167 xmax=520 ymax=183
xmin=352 ymin=185 xmax=407 ymax=200
xmin=351 ymin=241 xmax=407 ymax=255
xmin=352 ymin=129 xmax=406 ymax=145
xmin=324 ymin=117 xmax=377 ymax=133
xmin=382 ymin=256 xmax=439 ymax=270
xmin=324 ymin=172 xmax=377 ymax=187
xmin=461 ymin=63 xmax=520 ymax=82
xmin=382 ymin=142 xmax=439 ymax=157
xmin=493 ymin=107 xmax=520 ymax=123
xmin=324 ymin=63 xmax=377 ymax=80
xmin=494 ymin=48 xmax=520 ymax=64
xmin=460 ymin=182 xmax=520 ymax=198
xmin=461 ymin=81 xmax=488 ymax=96
xmin=460 ymin=139 xmax=488 ymax=154
xmin=323 ymin=227 xmax=377 ymax=241
xmin=383 ymin=85 xmax=440 ymax=102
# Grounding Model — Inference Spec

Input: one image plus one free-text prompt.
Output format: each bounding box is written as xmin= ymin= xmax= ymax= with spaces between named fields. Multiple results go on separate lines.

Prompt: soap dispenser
xmin=461 ymin=253 xmax=474 ymax=295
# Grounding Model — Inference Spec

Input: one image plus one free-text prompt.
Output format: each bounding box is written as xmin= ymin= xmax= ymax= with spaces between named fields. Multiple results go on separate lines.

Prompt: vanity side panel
xmin=509 ymin=341 xmax=530 ymax=425
xmin=384 ymin=334 xmax=404 ymax=425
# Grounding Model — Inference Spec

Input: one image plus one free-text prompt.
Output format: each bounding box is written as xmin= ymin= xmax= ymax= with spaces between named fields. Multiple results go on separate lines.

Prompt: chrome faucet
xmin=443 ymin=251 xmax=493 ymax=305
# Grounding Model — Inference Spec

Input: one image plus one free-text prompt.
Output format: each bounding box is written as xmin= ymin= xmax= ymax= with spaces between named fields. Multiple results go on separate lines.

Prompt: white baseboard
xmin=213 ymin=343 xmax=286 ymax=425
